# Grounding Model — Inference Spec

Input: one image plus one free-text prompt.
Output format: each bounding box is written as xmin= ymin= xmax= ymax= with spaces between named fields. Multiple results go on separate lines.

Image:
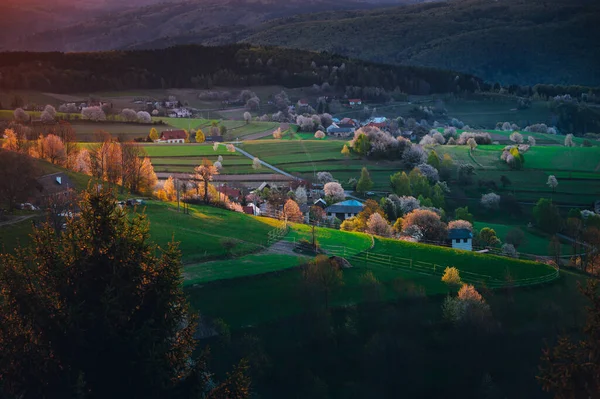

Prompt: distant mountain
xmin=243 ymin=0 xmax=600 ymax=86
xmin=8 ymin=0 xmax=427 ymax=52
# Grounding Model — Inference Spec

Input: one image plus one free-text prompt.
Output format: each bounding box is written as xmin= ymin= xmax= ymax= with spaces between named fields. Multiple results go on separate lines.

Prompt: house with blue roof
xmin=325 ymin=200 xmax=364 ymax=221
xmin=447 ymin=228 xmax=473 ymax=251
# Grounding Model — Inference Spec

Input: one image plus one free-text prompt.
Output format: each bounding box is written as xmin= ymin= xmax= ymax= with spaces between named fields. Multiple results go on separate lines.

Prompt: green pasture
xmin=141 ymin=144 xmax=233 ymax=157
xmin=141 ymin=201 xmax=280 ymax=264
xmin=473 ymin=222 xmax=572 ymax=256
xmin=286 ymin=223 xmax=373 ymax=251
xmin=444 ymin=100 xmax=551 ymax=129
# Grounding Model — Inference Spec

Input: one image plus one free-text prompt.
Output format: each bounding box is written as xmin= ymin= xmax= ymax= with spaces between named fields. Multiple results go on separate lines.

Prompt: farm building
xmin=348 ymin=99 xmax=362 ymax=107
xmin=325 ymin=200 xmax=364 ymax=221
xmin=326 ymin=123 xmax=355 ymax=137
xmin=157 ymin=130 xmax=187 ymax=143
xmin=448 ymin=228 xmax=473 ymax=251
xmin=217 ymin=186 xmax=241 ymax=201
xmin=243 ymin=204 xmax=261 ymax=216
xmin=32 ymin=173 xmax=75 ymax=205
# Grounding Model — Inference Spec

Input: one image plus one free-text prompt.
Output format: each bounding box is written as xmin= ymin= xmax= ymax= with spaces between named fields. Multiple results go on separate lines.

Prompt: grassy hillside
xmin=245 ymin=0 xmax=600 ymax=86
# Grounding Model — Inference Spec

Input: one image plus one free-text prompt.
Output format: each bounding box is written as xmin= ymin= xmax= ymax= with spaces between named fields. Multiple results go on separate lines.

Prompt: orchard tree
xmin=195 ymin=129 xmax=205 ymax=143
xmin=356 ymin=167 xmax=373 ymax=195
xmin=194 ymin=158 xmax=219 ymax=203
xmin=294 ymin=186 xmax=308 ymax=204
xmin=121 ymin=108 xmax=137 ymax=122
xmin=0 ymin=188 xmax=250 ymax=398
xmin=272 ymin=127 xmax=283 ymax=139
xmin=564 ymin=134 xmax=575 ymax=147
xmin=546 ymin=175 xmax=558 ymax=193
xmin=402 ymin=209 xmax=447 ymax=242
xmin=252 ymin=157 xmax=262 ymax=170
xmin=366 ymin=213 xmax=393 ymax=237
xmin=448 ymin=220 xmax=473 ymax=231
xmin=14 ymin=108 xmax=29 ymax=122
xmin=314 ymin=130 xmax=325 ymax=139
xmin=283 ymin=199 xmax=304 ymax=223
xmin=528 ymin=136 xmax=536 ymax=146
xmin=481 ymin=193 xmax=501 ymax=210
xmin=149 ymin=128 xmax=159 ymax=141
xmin=41 ymin=134 xmax=66 ymax=165
xmin=317 ymin=171 xmax=335 ymax=184
xmin=509 ymin=132 xmax=524 ymax=144
xmin=505 ymin=228 xmax=526 ymax=249
xmin=81 ymin=106 xmax=106 ymax=121
xmin=324 ymin=182 xmax=345 ymax=202
xmin=467 ymin=137 xmax=477 ymax=151
xmin=243 ymin=111 xmax=252 ymax=124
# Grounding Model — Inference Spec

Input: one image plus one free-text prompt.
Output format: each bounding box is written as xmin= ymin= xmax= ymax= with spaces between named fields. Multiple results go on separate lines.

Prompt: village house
xmin=447 ymin=229 xmax=473 ymax=251
xmin=326 ymin=123 xmax=356 ymax=137
xmin=366 ymin=117 xmax=388 ymax=130
xmin=348 ymin=99 xmax=362 ymax=107
xmin=243 ymin=204 xmax=261 ymax=216
xmin=32 ymin=173 xmax=75 ymax=205
xmin=156 ymin=130 xmax=187 ymax=143
xmin=168 ymin=108 xmax=192 ymax=118
xmin=216 ymin=186 xmax=241 ymax=202
xmin=325 ymin=200 xmax=364 ymax=221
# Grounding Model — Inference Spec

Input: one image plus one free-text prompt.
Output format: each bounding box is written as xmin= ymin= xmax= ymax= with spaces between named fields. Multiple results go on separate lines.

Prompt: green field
xmin=141 ymin=201 xmax=280 ymax=264
xmin=473 ymin=221 xmax=572 ymax=256
xmin=183 ymin=253 xmax=306 ymax=285
xmin=286 ymin=223 xmax=372 ymax=252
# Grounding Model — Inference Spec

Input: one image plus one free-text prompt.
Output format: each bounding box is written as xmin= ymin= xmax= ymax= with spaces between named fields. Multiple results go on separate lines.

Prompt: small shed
xmin=448 ymin=228 xmax=473 ymax=251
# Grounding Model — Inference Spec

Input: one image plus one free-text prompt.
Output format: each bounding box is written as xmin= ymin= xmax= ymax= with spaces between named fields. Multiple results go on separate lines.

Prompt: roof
xmin=160 ymin=130 xmax=187 ymax=140
xmin=217 ymin=186 xmax=241 ymax=198
xmin=327 ymin=127 xmax=355 ymax=133
xmin=35 ymin=172 xmax=74 ymax=196
xmin=242 ymin=206 xmax=255 ymax=215
xmin=340 ymin=118 xmax=356 ymax=125
xmin=448 ymin=229 xmax=473 ymax=240
xmin=298 ymin=99 xmax=309 ymax=105
xmin=326 ymin=200 xmax=365 ymax=214
xmin=348 ymin=99 xmax=362 ymax=103
xmin=372 ymin=117 xmax=387 ymax=123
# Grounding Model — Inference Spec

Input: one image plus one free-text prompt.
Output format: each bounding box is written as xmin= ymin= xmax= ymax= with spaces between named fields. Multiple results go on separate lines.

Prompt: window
xmin=463 ymin=238 xmax=468 ymax=243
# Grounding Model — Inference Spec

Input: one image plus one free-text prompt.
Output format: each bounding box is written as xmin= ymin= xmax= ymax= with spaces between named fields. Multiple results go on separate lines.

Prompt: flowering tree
xmin=74 ymin=148 xmax=92 ymax=175
xmin=252 ymin=157 xmax=261 ymax=170
xmin=14 ymin=108 xmax=29 ymax=123
xmin=295 ymin=186 xmax=308 ymax=204
xmin=501 ymin=243 xmax=518 ymax=258
xmin=40 ymin=110 xmax=55 ymax=123
xmin=432 ymin=132 xmax=445 ymax=144
xmin=366 ymin=213 xmax=393 ymax=237
xmin=467 ymin=137 xmax=477 ymax=151
xmin=193 ymin=158 xmax=219 ymax=203
xmin=82 ymin=106 xmax=106 ymax=122
xmin=226 ymin=144 xmax=235 ymax=153
xmin=442 ymin=284 xmax=491 ymax=326
xmin=510 ymin=132 xmax=524 ymax=144
xmin=546 ymin=175 xmax=558 ymax=193
xmin=324 ymin=182 xmax=345 ymax=202
xmin=283 ymin=199 xmax=304 ymax=223
xmin=272 ymin=127 xmax=283 ymax=139
xmin=213 ymin=161 xmax=222 ymax=170
xmin=481 ymin=193 xmax=501 ymax=210
xmin=402 ymin=209 xmax=447 ymax=242
xmin=317 ymin=171 xmax=335 ymax=184
xmin=41 ymin=134 xmax=66 ymax=165
xmin=245 ymin=97 xmax=260 ymax=111
xmin=213 ymin=142 xmax=219 ymax=151
xmin=402 ymin=145 xmax=427 ymax=168
xmin=564 ymin=134 xmax=574 ymax=147
xmin=121 ymin=108 xmax=137 ymax=122
xmin=314 ymin=130 xmax=325 ymax=139
xmin=416 ymin=163 xmax=439 ymax=183
xmin=243 ymin=112 xmax=252 ymax=124
xmin=528 ymin=136 xmax=536 ymax=146
xmin=136 ymin=111 xmax=151 ymax=124
xmin=448 ymin=220 xmax=473 ymax=231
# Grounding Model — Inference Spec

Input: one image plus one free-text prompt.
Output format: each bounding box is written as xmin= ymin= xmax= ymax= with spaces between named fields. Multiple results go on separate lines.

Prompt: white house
xmin=348 ymin=99 xmax=362 ymax=106
xmin=448 ymin=229 xmax=473 ymax=251
xmin=156 ymin=130 xmax=187 ymax=143
xmin=168 ymin=108 xmax=192 ymax=118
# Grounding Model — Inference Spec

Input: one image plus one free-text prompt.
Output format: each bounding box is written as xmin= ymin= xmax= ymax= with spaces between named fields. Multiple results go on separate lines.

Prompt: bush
xmin=441 ymin=267 xmax=462 ymax=285
xmin=457 ymin=132 xmax=492 ymax=145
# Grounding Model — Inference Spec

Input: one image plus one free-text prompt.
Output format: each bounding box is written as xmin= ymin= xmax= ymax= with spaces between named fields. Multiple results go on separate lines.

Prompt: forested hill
xmin=243 ymin=0 xmax=600 ymax=86
xmin=0 ymin=45 xmax=485 ymax=94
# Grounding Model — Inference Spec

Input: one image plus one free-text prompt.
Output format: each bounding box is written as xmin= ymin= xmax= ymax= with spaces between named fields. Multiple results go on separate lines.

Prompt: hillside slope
xmin=244 ymin=0 xmax=600 ymax=86
xmin=10 ymin=0 xmax=423 ymax=52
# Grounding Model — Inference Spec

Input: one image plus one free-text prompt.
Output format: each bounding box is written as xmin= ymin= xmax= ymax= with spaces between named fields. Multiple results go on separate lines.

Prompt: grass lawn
xmin=183 ymin=253 xmax=306 ymax=285
xmin=473 ymin=222 xmax=571 ymax=256
xmin=141 ymin=201 xmax=280 ymax=264
xmin=152 ymin=117 xmax=211 ymax=131
xmin=141 ymin=143 xmax=234 ymax=157
xmin=0 ymin=219 xmax=36 ymax=253
xmin=286 ymin=223 xmax=373 ymax=253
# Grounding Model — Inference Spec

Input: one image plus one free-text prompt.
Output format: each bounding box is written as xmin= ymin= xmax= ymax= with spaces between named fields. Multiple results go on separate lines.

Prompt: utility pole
xmin=176 ymin=178 xmax=180 ymax=213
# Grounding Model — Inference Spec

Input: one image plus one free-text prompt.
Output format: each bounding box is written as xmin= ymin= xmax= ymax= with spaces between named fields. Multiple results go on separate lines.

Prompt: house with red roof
xmin=348 ymin=99 xmax=362 ymax=107
xmin=157 ymin=130 xmax=187 ymax=143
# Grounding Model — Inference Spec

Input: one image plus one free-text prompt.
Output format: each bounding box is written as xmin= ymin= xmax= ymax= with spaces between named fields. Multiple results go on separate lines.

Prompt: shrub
xmin=314 ymin=130 xmax=326 ymax=139
xmin=457 ymin=132 xmax=492 ymax=145
xmin=501 ymin=243 xmax=518 ymax=258
xmin=481 ymin=193 xmax=501 ymax=210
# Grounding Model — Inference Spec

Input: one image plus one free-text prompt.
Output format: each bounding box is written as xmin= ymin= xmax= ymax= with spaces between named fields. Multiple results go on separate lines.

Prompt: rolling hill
xmin=243 ymin=0 xmax=600 ymax=86
xmin=9 ymin=0 xmax=425 ymax=52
